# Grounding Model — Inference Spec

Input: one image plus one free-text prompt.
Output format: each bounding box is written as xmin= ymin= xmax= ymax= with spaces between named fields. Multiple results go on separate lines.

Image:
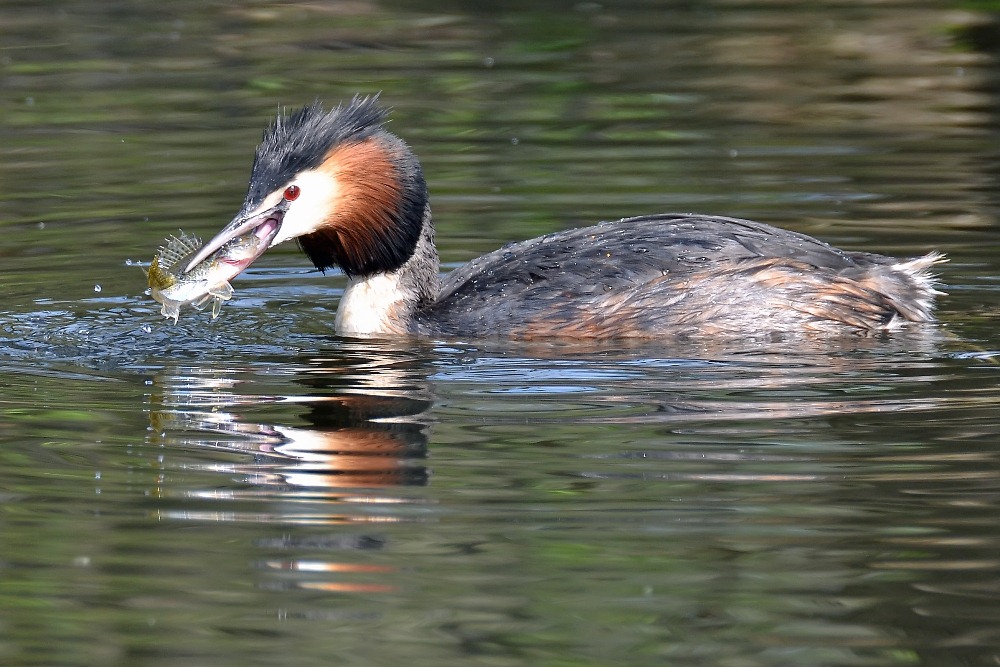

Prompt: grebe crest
xmin=183 ymin=97 xmax=945 ymax=339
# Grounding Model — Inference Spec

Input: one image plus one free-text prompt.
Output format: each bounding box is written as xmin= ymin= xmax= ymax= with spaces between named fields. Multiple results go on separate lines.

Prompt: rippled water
xmin=3 ymin=1 xmax=1000 ymax=666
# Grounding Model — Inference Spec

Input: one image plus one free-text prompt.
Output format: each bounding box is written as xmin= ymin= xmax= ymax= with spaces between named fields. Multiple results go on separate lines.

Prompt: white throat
xmin=332 ymin=205 xmax=441 ymax=337
xmin=335 ymin=271 xmax=415 ymax=336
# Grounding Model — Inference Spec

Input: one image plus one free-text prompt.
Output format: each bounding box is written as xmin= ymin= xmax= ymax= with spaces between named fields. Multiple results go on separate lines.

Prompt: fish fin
xmin=206 ymin=282 xmax=235 ymax=318
xmin=156 ymin=231 xmax=203 ymax=272
xmin=190 ymin=293 xmax=212 ymax=311
xmin=160 ymin=302 xmax=180 ymax=324
xmin=209 ymin=282 xmax=234 ymax=301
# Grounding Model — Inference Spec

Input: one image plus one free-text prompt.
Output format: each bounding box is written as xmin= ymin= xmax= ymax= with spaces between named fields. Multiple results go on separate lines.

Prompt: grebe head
xmin=185 ymin=96 xmax=428 ymax=278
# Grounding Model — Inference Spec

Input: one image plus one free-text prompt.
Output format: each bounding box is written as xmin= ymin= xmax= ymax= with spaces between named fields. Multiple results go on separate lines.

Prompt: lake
xmin=2 ymin=1 xmax=1000 ymax=665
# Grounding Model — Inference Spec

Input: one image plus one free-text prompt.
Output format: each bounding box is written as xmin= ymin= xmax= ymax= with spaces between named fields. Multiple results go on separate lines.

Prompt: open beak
xmin=184 ymin=199 xmax=289 ymax=274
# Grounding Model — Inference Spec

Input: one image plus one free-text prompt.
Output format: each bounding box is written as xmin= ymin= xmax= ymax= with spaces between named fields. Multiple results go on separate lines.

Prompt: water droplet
xmin=93 ymin=284 xmax=102 ymax=293
xmin=124 ymin=258 xmax=133 ymax=266
xmin=510 ymin=137 xmax=519 ymax=145
xmin=483 ymin=56 xmax=495 ymax=68
xmin=37 ymin=222 xmax=45 ymax=230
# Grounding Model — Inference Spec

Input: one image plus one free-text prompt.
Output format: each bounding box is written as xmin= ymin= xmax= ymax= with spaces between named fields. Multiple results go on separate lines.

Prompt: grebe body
xmin=185 ymin=97 xmax=943 ymax=339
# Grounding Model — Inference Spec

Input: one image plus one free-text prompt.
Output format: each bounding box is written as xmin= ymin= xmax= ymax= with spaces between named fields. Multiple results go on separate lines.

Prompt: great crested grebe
xmin=184 ymin=96 xmax=944 ymax=338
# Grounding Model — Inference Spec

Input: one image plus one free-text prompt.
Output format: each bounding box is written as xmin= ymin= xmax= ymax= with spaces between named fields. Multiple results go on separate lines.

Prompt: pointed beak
xmin=184 ymin=199 xmax=289 ymax=274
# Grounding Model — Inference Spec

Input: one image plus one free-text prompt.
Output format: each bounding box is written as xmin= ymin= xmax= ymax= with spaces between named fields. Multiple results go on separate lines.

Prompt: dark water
xmin=3 ymin=1 xmax=1000 ymax=665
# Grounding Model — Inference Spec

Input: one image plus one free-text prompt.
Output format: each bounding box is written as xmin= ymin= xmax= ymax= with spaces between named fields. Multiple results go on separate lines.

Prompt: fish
xmin=146 ymin=230 xmax=265 ymax=323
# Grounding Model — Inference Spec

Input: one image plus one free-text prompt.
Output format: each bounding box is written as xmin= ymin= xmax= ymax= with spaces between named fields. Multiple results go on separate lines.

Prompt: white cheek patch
xmin=270 ymin=169 xmax=339 ymax=247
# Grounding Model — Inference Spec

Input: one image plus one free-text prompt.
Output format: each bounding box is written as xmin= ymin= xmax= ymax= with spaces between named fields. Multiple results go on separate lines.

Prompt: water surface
xmin=2 ymin=2 xmax=1000 ymax=666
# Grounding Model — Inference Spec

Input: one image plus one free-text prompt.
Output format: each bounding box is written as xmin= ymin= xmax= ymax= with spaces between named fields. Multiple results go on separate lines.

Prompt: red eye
xmin=283 ymin=185 xmax=301 ymax=201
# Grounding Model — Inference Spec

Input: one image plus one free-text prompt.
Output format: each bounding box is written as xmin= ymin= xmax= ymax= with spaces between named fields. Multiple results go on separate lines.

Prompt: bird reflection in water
xmin=147 ymin=346 xmax=432 ymax=490
xmin=143 ymin=342 xmax=435 ymax=595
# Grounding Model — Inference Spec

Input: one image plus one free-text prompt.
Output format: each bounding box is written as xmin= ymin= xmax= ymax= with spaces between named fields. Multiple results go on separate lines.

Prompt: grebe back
xmin=184 ymin=96 xmax=944 ymax=339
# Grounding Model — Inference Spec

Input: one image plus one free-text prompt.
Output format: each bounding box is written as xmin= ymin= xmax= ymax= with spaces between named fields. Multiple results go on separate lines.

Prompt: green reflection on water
xmin=1 ymin=1 xmax=1000 ymax=666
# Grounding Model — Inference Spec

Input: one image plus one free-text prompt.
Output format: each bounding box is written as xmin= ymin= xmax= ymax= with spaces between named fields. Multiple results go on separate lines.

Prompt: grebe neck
xmin=335 ymin=205 xmax=440 ymax=336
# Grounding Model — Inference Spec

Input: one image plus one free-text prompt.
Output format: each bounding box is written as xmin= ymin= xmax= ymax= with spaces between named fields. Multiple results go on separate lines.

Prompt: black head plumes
xmin=241 ymin=96 xmax=389 ymax=215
